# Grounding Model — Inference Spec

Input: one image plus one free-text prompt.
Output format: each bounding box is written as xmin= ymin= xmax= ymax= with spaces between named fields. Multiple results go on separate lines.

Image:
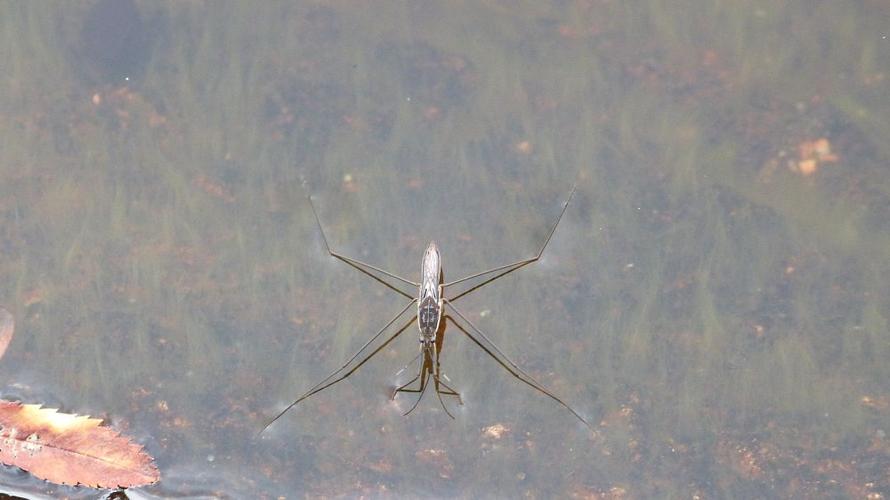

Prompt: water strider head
xmin=417 ymin=241 xmax=442 ymax=344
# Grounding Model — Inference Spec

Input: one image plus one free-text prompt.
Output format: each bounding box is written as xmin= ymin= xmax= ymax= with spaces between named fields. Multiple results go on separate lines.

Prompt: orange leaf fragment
xmin=0 ymin=401 xmax=159 ymax=488
xmin=792 ymin=137 xmax=839 ymax=176
xmin=0 ymin=308 xmax=13 ymax=361
xmin=193 ymin=174 xmax=235 ymax=203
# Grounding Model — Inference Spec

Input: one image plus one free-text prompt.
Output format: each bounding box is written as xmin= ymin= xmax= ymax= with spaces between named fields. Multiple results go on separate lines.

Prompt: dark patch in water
xmin=78 ymin=0 xmax=152 ymax=84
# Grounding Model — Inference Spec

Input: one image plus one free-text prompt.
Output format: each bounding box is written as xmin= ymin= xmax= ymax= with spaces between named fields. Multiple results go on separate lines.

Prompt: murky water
xmin=1 ymin=2 xmax=888 ymax=498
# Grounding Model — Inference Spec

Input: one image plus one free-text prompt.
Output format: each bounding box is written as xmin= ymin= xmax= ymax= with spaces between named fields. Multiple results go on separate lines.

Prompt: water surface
xmin=1 ymin=2 xmax=888 ymax=498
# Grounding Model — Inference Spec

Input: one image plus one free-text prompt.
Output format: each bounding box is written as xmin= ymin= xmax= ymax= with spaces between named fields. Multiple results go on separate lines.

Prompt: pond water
xmin=1 ymin=1 xmax=888 ymax=498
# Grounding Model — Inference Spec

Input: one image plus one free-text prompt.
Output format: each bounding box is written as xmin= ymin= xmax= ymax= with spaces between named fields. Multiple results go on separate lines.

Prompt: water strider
xmin=259 ymin=185 xmax=589 ymax=434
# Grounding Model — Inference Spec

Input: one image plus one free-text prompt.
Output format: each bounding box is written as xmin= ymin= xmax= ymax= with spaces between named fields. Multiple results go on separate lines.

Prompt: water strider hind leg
xmin=309 ymin=195 xmax=419 ymax=298
xmin=442 ymin=184 xmax=576 ymax=298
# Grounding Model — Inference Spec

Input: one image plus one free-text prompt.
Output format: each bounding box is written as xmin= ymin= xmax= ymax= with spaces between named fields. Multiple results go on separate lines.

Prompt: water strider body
xmin=259 ymin=185 xmax=589 ymax=434
xmin=418 ymin=242 xmax=442 ymax=342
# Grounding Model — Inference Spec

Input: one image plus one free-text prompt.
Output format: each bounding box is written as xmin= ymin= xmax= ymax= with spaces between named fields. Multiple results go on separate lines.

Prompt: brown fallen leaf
xmin=0 ymin=401 xmax=159 ymax=488
xmin=0 ymin=307 xmax=12 ymax=361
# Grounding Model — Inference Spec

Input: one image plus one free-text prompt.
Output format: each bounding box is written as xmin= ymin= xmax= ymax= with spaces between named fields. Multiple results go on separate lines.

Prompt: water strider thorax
xmin=417 ymin=241 xmax=442 ymax=344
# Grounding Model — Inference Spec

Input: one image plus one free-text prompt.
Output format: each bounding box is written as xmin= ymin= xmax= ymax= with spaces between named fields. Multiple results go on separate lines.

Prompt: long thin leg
xmin=392 ymin=347 xmax=429 ymax=398
xmin=293 ymin=299 xmax=415 ymax=404
xmin=295 ymin=315 xmax=414 ymax=406
xmin=393 ymin=351 xmax=423 ymax=378
xmin=309 ymin=196 xmax=419 ymax=298
xmin=434 ymin=381 xmax=461 ymax=399
xmin=444 ymin=301 xmax=591 ymax=429
xmin=443 ymin=184 xmax=575 ymax=291
xmin=444 ymin=301 xmax=547 ymax=389
xmin=430 ymin=343 xmax=459 ymax=418
xmin=392 ymin=371 xmax=421 ymax=396
xmin=402 ymin=360 xmax=430 ymax=416
xmin=433 ymin=343 xmax=462 ymax=392
xmin=259 ymin=308 xmax=417 ymax=435
xmin=433 ymin=377 xmax=456 ymax=419
xmin=448 ymin=260 xmax=529 ymax=303
xmin=433 ymin=374 xmax=462 ymax=402
xmin=392 ymin=346 xmax=461 ymax=418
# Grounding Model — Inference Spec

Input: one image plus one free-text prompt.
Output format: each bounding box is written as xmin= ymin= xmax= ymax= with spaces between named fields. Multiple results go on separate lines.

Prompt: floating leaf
xmin=0 ymin=401 xmax=159 ymax=488
xmin=0 ymin=307 xmax=13 ymax=361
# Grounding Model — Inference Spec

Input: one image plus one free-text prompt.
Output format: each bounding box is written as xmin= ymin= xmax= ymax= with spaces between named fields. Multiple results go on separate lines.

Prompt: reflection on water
xmin=2 ymin=1 xmax=889 ymax=498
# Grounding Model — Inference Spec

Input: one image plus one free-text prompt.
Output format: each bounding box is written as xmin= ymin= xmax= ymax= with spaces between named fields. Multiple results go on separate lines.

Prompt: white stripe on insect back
xmin=421 ymin=242 xmax=440 ymax=300
xmin=417 ymin=242 xmax=442 ymax=342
